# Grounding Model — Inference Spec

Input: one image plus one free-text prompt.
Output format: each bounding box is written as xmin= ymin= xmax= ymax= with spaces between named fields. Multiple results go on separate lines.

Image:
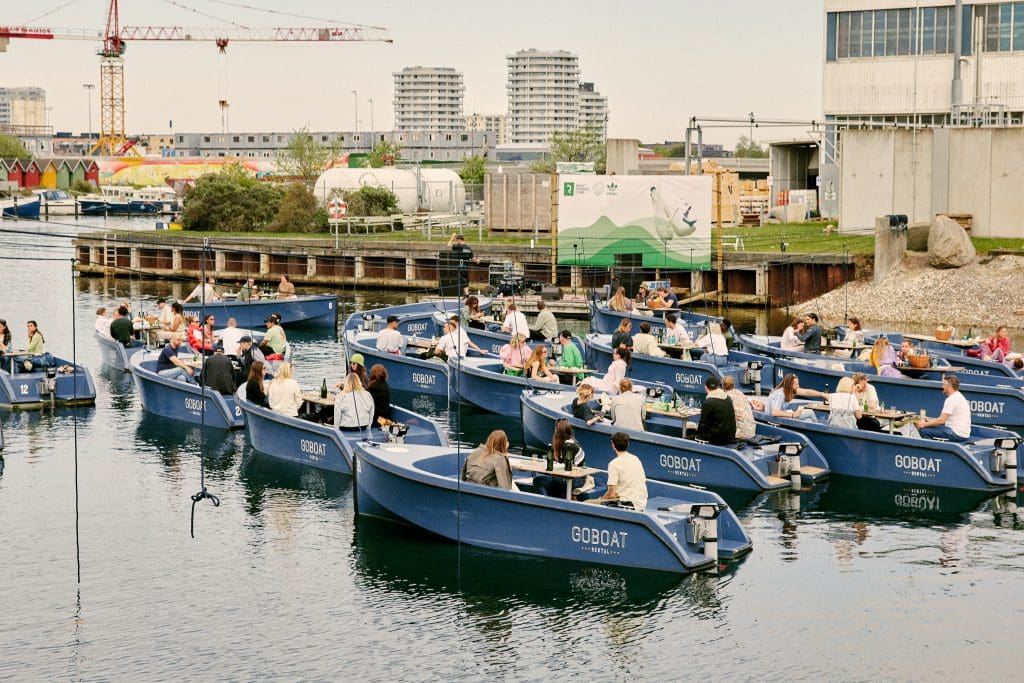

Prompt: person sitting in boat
xmin=970 ymin=326 xmax=1011 ymax=362
xmin=827 ymin=377 xmax=863 ymax=429
xmin=896 ymin=338 xmax=915 ymax=365
xmin=200 ymin=347 xmax=238 ymax=396
xmin=158 ymin=302 xmax=186 ymax=343
xmin=656 ymin=286 xmax=679 ymax=309
xmin=334 ymin=372 xmax=375 ymax=432
xmin=375 ymin=315 xmax=405 ymax=355
xmin=557 ymin=330 xmax=586 ymax=384
xmin=267 ymin=362 xmax=303 ymax=417
xmin=94 ymin=307 xmax=113 ymax=337
xmin=259 ymin=314 xmax=287 ymax=360
xmin=796 ymin=313 xmax=823 ymax=353
xmin=462 ymin=429 xmax=514 ymax=490
xmin=278 ymin=274 xmax=296 ymax=299
xmin=525 ymin=345 xmax=560 ymax=384
xmin=610 ymin=378 xmax=646 ymax=431
xmin=599 ymin=432 xmax=648 ymax=511
xmin=341 ymin=353 xmax=368 ymax=390
xmin=870 ymin=337 xmax=903 ymax=377
xmin=235 ymin=336 xmax=265 ymax=387
xmin=693 ymin=377 xmax=736 ymax=445
xmin=500 ymin=302 xmax=530 ymax=338
xmin=720 ymin=317 xmax=737 ymax=350
xmin=156 ymin=298 xmax=174 ymax=332
xmin=766 ymin=374 xmax=823 ymax=421
xmin=0 ymin=318 xmax=10 ymax=361
xmin=779 ymin=318 xmax=805 ymax=352
xmin=611 ymin=318 xmax=633 ymax=351
xmin=844 ymin=317 xmax=865 ymax=346
xmin=914 ymin=374 xmax=971 ymax=442
xmin=109 ymin=306 xmax=140 ymax=348
xmin=608 ymin=286 xmax=634 ymax=312
xmin=634 ymin=284 xmax=652 ymax=306
xmin=462 ymin=295 xmax=486 ymax=330
xmin=182 ymin=276 xmax=220 ymax=303
xmin=238 ymin=278 xmax=259 ymax=302
xmin=581 ymin=346 xmax=630 ymax=395
xmin=534 ymin=419 xmax=591 ymax=499
xmin=245 ymin=361 xmax=269 ymax=407
xmin=722 ymin=376 xmax=762 ymax=441
xmin=366 ymin=364 xmax=392 ymax=425
xmin=435 ymin=316 xmax=488 ymax=360
xmin=499 ymin=334 xmax=531 ymax=376
xmin=631 ymin=321 xmax=667 ymax=358
xmin=850 ymin=372 xmax=883 ymax=431
xmin=572 ymin=384 xmax=603 ymax=425
xmin=156 ymin=333 xmax=196 ymax=384
xmin=695 ymin=322 xmax=729 ymax=365
xmin=530 ymin=300 xmax=559 ymax=341
xmin=217 ymin=318 xmax=245 ymax=357
xmin=662 ymin=314 xmax=692 ymax=359
xmin=22 ymin=320 xmax=54 ymax=371
xmin=199 ymin=314 xmax=220 ymax=355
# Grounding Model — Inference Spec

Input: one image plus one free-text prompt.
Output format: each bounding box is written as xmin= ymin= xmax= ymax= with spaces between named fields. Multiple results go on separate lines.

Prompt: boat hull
xmin=130 ymin=352 xmax=243 ymax=429
xmin=589 ymin=300 xmax=720 ymax=335
xmin=183 ymin=294 xmax=338 ymax=330
xmin=94 ymin=331 xmax=146 ymax=372
xmin=1 ymin=198 xmax=41 ymax=218
xmin=0 ymin=357 xmax=96 ymax=409
xmin=452 ymin=358 xmax=577 ymax=416
xmin=344 ymin=330 xmax=451 ymax=396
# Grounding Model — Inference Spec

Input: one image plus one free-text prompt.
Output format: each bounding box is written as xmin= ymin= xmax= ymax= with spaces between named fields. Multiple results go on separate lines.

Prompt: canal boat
xmin=450 ymin=357 xmax=581 ymax=416
xmin=130 ymin=186 xmax=180 ymax=214
xmin=79 ymin=186 xmax=134 ymax=215
xmin=585 ymin=333 xmax=774 ymax=397
xmin=345 ymin=297 xmax=490 ymax=335
xmin=238 ymin=392 xmax=448 ymax=474
xmin=0 ymin=196 xmax=41 ymax=219
xmin=427 ymin=309 xmax=585 ymax=356
xmin=129 ymin=350 xmax=243 ymax=429
xmin=93 ymin=331 xmax=147 ymax=372
xmin=344 ymin=328 xmax=454 ymax=397
xmin=858 ymin=330 xmax=1020 ymax=378
xmin=36 ymin=189 xmax=77 ymax=215
xmin=183 ymin=293 xmax=338 ymax=330
xmin=352 ymin=441 xmax=753 ymax=574
xmin=520 ymin=389 xmax=830 ymax=492
xmin=589 ymin=297 xmax=721 ymax=335
xmin=756 ymin=403 xmax=1019 ymax=492
xmin=771 ymin=356 xmax=1024 ymax=427
xmin=0 ymin=355 xmax=96 ymax=409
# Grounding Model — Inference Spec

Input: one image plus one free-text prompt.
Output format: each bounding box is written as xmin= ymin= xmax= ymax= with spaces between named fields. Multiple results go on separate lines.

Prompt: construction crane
xmin=0 ymin=0 xmax=392 ymax=156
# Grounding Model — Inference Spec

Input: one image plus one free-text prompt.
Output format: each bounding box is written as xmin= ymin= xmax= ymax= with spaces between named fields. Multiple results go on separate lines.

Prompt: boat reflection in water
xmin=238 ymin=449 xmax=352 ymax=517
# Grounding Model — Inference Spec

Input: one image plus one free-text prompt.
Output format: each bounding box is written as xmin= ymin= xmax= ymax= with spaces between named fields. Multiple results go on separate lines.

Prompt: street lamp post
xmin=352 ymin=90 xmax=358 ymax=141
xmin=368 ymin=98 xmax=374 ymax=145
xmin=83 ymin=84 xmax=95 ymax=150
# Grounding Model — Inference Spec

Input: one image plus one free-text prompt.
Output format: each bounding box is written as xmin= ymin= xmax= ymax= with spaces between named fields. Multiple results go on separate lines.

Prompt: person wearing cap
xmin=259 ymin=313 xmax=287 ymax=359
xmin=235 ymin=335 xmax=265 ymax=387
xmin=447 ymin=232 xmax=478 ymax=296
xmin=375 ymin=315 xmax=405 ymax=354
xmin=343 ymin=352 xmax=368 ymax=389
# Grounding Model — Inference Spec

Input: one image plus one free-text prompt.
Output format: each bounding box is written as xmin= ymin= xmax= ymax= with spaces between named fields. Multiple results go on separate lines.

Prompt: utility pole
xmin=368 ymin=98 xmax=374 ymax=144
xmin=352 ymin=90 xmax=359 ymax=143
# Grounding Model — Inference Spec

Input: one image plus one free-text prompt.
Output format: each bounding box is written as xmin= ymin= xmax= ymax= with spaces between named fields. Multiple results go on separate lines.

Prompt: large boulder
xmin=928 ymin=215 xmax=975 ymax=268
xmin=907 ymin=222 xmax=930 ymax=251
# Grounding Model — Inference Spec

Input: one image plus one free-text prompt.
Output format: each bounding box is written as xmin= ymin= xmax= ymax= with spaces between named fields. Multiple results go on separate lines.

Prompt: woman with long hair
xmin=611 ymin=318 xmax=633 ymax=351
xmin=334 ymin=372 xmax=375 ymax=431
xmin=0 ymin=318 xmax=10 ymax=358
xmin=779 ymin=318 xmax=805 ymax=352
xmin=366 ymin=363 xmax=392 ymax=425
xmin=827 ymin=376 xmax=863 ymax=429
xmin=462 ymin=429 xmax=513 ymax=490
xmin=246 ymin=360 xmax=269 ymax=407
xmin=534 ymin=419 xmax=589 ymax=498
xmin=870 ymin=337 xmax=902 ymax=377
xmin=608 ymin=286 xmax=634 ymax=312
xmin=267 ymin=361 xmax=303 ymax=417
xmin=524 ymin=345 xmax=559 ymax=383
xmin=572 ymin=383 xmax=603 ymax=425
xmin=766 ymin=373 xmax=824 ymax=420
xmin=582 ymin=346 xmax=631 ymax=394
xmin=463 ymin=294 xmax=486 ymax=330
xmin=499 ymin=334 xmax=531 ymax=376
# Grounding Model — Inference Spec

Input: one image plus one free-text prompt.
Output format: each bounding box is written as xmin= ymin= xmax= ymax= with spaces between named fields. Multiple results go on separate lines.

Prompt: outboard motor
xmin=385 ymin=423 xmax=410 ymax=444
xmin=992 ymin=437 xmax=1020 ymax=485
xmin=39 ymin=366 xmax=58 ymax=406
xmin=686 ymin=504 xmax=722 ymax=565
xmin=645 ymin=386 xmax=663 ymax=401
xmin=361 ymin=313 xmax=383 ymax=333
xmin=743 ymin=361 xmax=764 ymax=396
xmin=551 ymin=339 xmax=563 ymax=363
xmin=777 ymin=442 xmax=804 ymax=492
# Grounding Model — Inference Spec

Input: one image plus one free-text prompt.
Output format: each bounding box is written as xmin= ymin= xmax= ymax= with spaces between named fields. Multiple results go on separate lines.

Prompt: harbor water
xmin=1 ymin=229 xmax=1023 ymax=679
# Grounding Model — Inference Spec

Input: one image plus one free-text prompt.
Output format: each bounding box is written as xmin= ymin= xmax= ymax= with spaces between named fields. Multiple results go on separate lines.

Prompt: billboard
xmin=556 ymin=175 xmax=713 ymax=269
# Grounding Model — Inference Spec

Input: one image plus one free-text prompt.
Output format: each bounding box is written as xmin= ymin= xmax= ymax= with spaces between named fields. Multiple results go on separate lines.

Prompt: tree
xmin=182 ymin=163 xmax=283 ymax=232
xmin=268 ymin=183 xmax=321 ymax=233
xmin=367 ymin=140 xmax=401 ymax=168
xmin=343 ymin=185 xmax=399 ymax=216
xmin=530 ymin=126 xmax=606 ymax=174
xmin=275 ymin=127 xmax=341 ymax=185
xmin=734 ymin=135 xmax=768 ymax=158
xmin=0 ymin=134 xmax=30 ymax=159
xmin=459 ymin=155 xmax=487 ymax=185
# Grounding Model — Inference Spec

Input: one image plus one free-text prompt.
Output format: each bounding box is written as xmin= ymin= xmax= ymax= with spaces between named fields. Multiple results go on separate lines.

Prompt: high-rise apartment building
xmin=393 ymin=67 xmax=466 ymax=132
xmin=506 ymin=49 xmax=582 ymax=144
xmin=465 ymin=113 xmax=507 ymax=145
xmin=0 ymin=87 xmax=46 ymax=131
xmin=578 ymin=82 xmax=608 ymax=137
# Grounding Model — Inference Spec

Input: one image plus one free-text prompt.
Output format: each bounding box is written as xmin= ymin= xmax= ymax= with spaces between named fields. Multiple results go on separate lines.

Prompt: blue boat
xmin=352 ymin=441 xmax=753 ymax=574
xmin=0 ymin=355 xmax=96 ymax=409
xmin=129 ymin=350 xmax=244 ymax=429
xmin=0 ymin=196 xmax=41 ymax=219
xmin=757 ymin=404 xmax=1019 ymax=492
xmin=93 ymin=331 xmax=147 ymax=372
xmin=859 ymin=330 xmax=1020 ymax=378
xmin=520 ymin=389 xmax=830 ymax=492
xmin=771 ymin=356 xmax=1024 ymax=427
xmin=345 ymin=297 xmax=491 ymax=335
xmin=585 ymin=333 xmax=774 ymax=397
xmin=183 ymin=294 xmax=338 ymax=330
xmin=589 ymin=298 xmax=721 ymax=335
xmin=344 ymin=328 xmax=453 ymax=397
xmin=239 ymin=393 xmax=448 ymax=474
xmin=427 ymin=309 xmax=585 ymax=357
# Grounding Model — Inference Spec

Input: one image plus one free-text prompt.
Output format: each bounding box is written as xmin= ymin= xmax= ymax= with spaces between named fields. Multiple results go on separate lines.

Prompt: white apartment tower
xmin=465 ymin=113 xmax=507 ymax=145
xmin=506 ymin=49 xmax=582 ymax=144
xmin=578 ymin=82 xmax=608 ymax=137
xmin=393 ymin=67 xmax=466 ymax=132
xmin=0 ymin=87 xmax=46 ymax=130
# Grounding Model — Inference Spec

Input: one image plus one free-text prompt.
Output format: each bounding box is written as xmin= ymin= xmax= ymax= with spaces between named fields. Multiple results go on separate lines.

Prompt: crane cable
xmin=161 ymin=0 xmax=249 ymax=28
xmin=21 ymin=0 xmax=83 ymax=26
xmin=203 ymin=0 xmax=384 ymax=28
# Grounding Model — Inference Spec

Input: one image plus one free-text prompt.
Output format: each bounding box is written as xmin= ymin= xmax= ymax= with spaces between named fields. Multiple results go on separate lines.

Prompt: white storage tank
xmin=419 ymin=168 xmax=466 ymax=213
xmin=313 ymin=168 xmax=419 ymax=214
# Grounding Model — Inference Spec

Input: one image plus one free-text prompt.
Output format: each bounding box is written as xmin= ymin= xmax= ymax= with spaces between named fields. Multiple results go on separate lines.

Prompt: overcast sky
xmin=1 ymin=0 xmax=824 ymax=146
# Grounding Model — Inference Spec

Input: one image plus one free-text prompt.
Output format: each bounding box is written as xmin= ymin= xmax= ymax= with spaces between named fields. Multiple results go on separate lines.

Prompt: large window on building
xmin=977 ymin=2 xmax=1024 ymax=51
xmin=827 ymin=4 xmax=973 ymax=60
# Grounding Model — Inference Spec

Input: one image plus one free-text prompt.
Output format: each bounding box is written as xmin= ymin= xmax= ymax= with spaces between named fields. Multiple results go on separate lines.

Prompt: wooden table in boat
xmin=509 ymin=458 xmax=601 ymax=500
xmin=806 ymin=402 xmax=919 ymax=434
xmin=902 ymin=332 xmax=981 ymax=349
xmin=822 ymin=339 xmax=862 ymax=351
xmin=658 ymin=340 xmax=696 ymax=353
xmin=300 ymin=390 xmax=337 ymax=407
xmin=405 ymin=336 xmax=438 ymax=350
xmin=898 ymin=364 xmax=968 ymax=379
xmin=644 ymin=403 xmax=701 ymax=436
xmin=548 ymin=366 xmax=598 ymax=385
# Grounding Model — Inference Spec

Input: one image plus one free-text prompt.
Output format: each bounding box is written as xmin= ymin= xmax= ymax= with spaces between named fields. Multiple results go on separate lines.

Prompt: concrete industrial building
xmin=770 ymin=1 xmax=1024 ymax=236
xmin=465 ymin=113 xmax=507 ymax=145
xmin=0 ymin=86 xmax=46 ymax=133
xmin=393 ymin=67 xmax=465 ymax=132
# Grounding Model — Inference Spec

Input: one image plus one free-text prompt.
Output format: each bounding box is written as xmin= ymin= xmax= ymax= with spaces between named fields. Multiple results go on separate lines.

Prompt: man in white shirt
xmin=501 ymin=302 xmax=530 ymax=339
xmin=156 ymin=298 xmax=175 ymax=328
xmin=94 ymin=307 xmax=113 ymax=337
xmin=663 ymin=314 xmax=691 ymax=345
xmin=435 ymin=316 xmax=488 ymax=360
xmin=915 ymin=374 xmax=972 ymax=442
xmin=631 ymin=321 xmax=667 ymax=357
xmin=601 ymin=432 xmax=648 ymax=511
xmin=375 ymin=315 xmax=405 ymax=354
xmin=218 ymin=317 xmax=247 ymax=356
xmin=530 ymin=300 xmax=559 ymax=341
xmin=182 ymin=276 xmax=221 ymax=303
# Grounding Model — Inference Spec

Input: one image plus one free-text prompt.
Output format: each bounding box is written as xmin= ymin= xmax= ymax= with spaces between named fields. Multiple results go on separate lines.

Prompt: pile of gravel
xmin=794 ymin=253 xmax=1024 ymax=332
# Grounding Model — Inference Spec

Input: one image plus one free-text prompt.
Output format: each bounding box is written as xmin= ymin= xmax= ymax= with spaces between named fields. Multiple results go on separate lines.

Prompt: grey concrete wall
xmin=839 ymin=130 xmax=895 ymax=232
xmin=606 ymin=138 xmax=639 ymax=176
xmin=947 ymin=129 xmax=993 ymax=234
xmin=989 ymin=128 xmax=1024 ymax=235
xmin=892 ymin=130 xmax=932 ymax=223
xmin=874 ymin=216 xmax=907 ymax=284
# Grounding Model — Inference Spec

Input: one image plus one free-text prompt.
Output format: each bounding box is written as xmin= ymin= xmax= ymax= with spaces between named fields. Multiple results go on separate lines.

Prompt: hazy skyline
xmin=1 ymin=0 xmax=825 ymax=146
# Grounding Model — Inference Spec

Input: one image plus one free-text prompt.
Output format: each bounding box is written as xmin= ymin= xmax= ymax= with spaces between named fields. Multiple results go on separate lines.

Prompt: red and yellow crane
xmin=0 ymin=0 xmax=391 ymax=156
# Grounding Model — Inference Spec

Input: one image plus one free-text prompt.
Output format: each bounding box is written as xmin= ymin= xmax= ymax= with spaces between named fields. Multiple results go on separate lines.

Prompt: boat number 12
xmin=20 ymin=385 xmax=29 ymax=395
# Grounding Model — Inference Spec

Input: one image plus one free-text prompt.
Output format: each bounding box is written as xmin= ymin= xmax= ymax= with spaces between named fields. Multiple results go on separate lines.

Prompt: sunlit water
xmin=1 ymin=222 xmax=1022 ymax=680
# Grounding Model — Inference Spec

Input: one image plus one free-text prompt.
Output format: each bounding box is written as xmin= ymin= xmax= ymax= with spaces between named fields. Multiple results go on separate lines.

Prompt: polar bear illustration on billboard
xmin=650 ymin=185 xmax=698 ymax=240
